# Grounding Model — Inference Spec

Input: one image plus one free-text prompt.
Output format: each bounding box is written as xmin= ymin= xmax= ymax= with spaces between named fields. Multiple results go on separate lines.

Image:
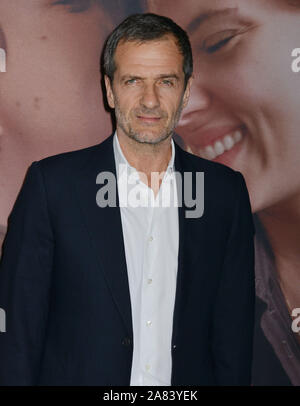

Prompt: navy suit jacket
xmin=0 ymin=134 xmax=255 ymax=386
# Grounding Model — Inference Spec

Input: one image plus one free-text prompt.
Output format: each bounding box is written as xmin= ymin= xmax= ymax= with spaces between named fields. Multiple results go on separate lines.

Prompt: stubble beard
xmin=113 ymin=94 xmax=185 ymax=146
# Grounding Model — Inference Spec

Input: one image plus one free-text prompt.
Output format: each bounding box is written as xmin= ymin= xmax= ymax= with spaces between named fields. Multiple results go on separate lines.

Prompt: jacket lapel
xmin=74 ymin=135 xmax=133 ymax=339
xmin=171 ymin=144 xmax=187 ymax=346
xmin=171 ymin=142 xmax=206 ymax=345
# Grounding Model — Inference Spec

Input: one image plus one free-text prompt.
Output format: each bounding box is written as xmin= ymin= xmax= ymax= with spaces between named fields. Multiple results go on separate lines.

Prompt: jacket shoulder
xmin=33 ymin=135 xmax=113 ymax=175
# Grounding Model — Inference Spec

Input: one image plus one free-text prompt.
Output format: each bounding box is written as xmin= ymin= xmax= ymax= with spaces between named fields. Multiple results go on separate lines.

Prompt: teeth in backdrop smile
xmin=186 ymin=129 xmax=243 ymax=159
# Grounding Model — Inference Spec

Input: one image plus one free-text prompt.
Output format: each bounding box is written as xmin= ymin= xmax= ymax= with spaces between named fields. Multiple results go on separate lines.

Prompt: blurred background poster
xmin=0 ymin=0 xmax=299 ymax=386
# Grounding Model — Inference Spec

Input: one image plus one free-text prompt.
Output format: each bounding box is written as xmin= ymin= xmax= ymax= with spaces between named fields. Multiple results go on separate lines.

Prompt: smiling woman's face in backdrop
xmin=149 ymin=0 xmax=300 ymax=213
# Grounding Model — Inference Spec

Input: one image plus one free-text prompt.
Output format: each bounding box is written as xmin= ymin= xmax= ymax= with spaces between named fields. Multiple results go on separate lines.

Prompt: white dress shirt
xmin=113 ymin=132 xmax=179 ymax=386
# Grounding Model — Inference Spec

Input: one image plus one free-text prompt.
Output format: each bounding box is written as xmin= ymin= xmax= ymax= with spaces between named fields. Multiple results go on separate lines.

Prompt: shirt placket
xmin=138 ymin=183 xmax=158 ymax=384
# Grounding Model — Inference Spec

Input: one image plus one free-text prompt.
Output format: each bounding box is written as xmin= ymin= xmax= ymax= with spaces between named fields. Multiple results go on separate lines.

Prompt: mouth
xmin=136 ymin=115 xmax=161 ymax=125
xmin=183 ymin=125 xmax=246 ymax=164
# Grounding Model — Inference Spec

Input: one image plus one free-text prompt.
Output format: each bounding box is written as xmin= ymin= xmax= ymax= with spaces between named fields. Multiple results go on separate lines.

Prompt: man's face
xmin=149 ymin=0 xmax=300 ymax=213
xmin=105 ymin=35 xmax=192 ymax=145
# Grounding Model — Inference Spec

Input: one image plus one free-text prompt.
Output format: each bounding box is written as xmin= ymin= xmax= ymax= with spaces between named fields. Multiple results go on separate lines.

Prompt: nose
xmin=140 ymin=83 xmax=160 ymax=110
xmin=181 ymin=80 xmax=211 ymax=120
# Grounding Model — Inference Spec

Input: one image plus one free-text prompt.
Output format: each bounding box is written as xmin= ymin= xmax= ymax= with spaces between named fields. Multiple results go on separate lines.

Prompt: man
xmin=0 ymin=13 xmax=255 ymax=386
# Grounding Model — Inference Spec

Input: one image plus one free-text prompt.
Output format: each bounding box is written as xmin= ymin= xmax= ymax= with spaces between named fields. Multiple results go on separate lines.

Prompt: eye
xmin=159 ymin=79 xmax=175 ymax=87
xmin=202 ymin=30 xmax=237 ymax=54
xmin=125 ymin=78 xmax=138 ymax=85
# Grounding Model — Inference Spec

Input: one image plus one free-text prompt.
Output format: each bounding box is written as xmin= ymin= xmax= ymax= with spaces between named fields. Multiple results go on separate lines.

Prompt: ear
xmin=104 ymin=75 xmax=115 ymax=109
xmin=182 ymin=75 xmax=193 ymax=109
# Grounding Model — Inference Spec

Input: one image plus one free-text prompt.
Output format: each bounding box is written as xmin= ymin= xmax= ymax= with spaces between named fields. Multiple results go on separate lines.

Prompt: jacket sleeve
xmin=0 ymin=162 xmax=54 ymax=385
xmin=212 ymin=171 xmax=256 ymax=385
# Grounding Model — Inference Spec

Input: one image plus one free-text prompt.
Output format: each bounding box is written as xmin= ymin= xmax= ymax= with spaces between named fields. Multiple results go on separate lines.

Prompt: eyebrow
xmin=121 ymin=74 xmax=180 ymax=81
xmin=187 ymin=7 xmax=239 ymax=33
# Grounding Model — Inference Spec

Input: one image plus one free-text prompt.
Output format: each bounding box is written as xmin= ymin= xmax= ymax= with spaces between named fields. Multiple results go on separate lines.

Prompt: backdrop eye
xmin=205 ymin=36 xmax=235 ymax=54
xmin=51 ymin=0 xmax=92 ymax=13
xmin=201 ymin=29 xmax=237 ymax=54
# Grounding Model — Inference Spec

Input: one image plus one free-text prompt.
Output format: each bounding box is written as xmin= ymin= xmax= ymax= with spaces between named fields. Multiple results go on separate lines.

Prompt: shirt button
xmin=146 ymin=320 xmax=152 ymax=326
xmin=148 ymin=236 xmax=153 ymax=242
xmin=147 ymin=278 xmax=152 ymax=285
xmin=145 ymin=364 xmax=151 ymax=371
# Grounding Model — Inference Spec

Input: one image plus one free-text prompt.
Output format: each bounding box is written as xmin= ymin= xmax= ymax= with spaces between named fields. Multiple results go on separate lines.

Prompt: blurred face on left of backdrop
xmin=0 ymin=0 xmax=119 ymax=227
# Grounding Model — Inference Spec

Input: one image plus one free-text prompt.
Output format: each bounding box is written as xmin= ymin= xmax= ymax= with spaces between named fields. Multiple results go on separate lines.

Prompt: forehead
xmin=114 ymin=36 xmax=184 ymax=75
